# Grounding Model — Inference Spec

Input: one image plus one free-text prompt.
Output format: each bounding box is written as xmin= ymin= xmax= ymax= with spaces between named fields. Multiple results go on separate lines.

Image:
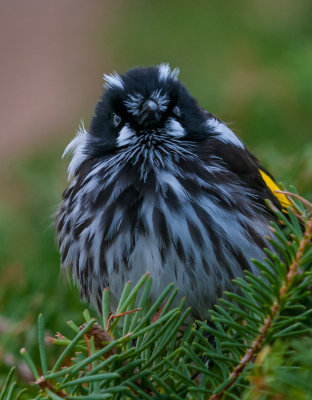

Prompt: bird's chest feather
xmin=57 ymin=158 xmax=270 ymax=317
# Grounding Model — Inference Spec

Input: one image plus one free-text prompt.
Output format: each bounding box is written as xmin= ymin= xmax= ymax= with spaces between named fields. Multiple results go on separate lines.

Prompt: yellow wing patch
xmin=259 ymin=169 xmax=292 ymax=211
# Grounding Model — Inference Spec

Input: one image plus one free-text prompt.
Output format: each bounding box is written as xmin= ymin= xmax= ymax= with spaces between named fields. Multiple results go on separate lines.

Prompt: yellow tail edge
xmin=259 ymin=169 xmax=292 ymax=211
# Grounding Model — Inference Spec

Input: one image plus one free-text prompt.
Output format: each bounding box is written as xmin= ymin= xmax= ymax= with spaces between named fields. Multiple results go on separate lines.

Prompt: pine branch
xmin=209 ymin=207 xmax=312 ymax=400
xmin=242 ymin=339 xmax=312 ymax=399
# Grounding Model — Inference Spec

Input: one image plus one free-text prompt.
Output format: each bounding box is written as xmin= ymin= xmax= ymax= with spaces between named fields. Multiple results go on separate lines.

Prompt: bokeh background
xmin=0 ymin=0 xmax=311 ymax=385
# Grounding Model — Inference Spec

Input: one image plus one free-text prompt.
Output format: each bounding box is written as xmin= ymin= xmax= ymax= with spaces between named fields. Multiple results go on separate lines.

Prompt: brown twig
xmin=83 ymin=322 xmax=114 ymax=348
xmin=35 ymin=376 xmax=66 ymax=398
xmin=152 ymin=298 xmax=168 ymax=323
xmin=209 ymin=212 xmax=312 ymax=400
xmin=106 ymin=308 xmax=141 ymax=331
xmin=83 ymin=334 xmax=93 ymax=372
xmin=274 ymin=191 xmax=312 ymax=210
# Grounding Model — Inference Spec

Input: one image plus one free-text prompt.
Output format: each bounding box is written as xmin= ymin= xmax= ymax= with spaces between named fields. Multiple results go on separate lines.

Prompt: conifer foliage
xmin=1 ymin=191 xmax=312 ymax=399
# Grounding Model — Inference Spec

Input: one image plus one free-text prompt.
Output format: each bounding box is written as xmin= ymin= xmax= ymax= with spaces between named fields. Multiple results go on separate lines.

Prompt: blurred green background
xmin=0 ymin=0 xmax=311 ymax=385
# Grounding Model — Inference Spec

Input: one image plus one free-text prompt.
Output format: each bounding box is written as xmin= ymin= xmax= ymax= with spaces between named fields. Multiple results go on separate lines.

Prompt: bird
xmin=56 ymin=64 xmax=291 ymax=319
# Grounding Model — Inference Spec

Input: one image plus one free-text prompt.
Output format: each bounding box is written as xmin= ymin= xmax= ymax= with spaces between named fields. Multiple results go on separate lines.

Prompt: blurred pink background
xmin=0 ymin=0 xmax=117 ymax=163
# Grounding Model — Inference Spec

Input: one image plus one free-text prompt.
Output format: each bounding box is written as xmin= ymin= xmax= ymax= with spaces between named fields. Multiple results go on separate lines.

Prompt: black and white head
xmin=92 ymin=63 xmax=208 ymax=147
xmin=64 ymin=64 xmax=229 ymax=181
xmin=64 ymin=63 xmax=247 ymax=182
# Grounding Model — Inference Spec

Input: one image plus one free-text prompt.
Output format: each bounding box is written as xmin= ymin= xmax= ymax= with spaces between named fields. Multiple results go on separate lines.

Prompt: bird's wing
xmin=202 ymin=113 xmax=291 ymax=212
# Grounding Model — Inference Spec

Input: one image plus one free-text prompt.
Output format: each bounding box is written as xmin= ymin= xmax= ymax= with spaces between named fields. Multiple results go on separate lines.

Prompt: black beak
xmin=137 ymin=99 xmax=161 ymax=127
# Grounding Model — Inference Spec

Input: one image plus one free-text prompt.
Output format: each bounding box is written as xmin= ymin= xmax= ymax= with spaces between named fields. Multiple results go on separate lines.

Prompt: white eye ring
xmin=113 ymin=114 xmax=121 ymax=127
xmin=173 ymin=106 xmax=181 ymax=117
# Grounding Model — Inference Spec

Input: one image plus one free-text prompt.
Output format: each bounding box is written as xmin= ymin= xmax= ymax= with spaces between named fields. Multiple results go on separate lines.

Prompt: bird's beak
xmin=137 ymin=99 xmax=161 ymax=127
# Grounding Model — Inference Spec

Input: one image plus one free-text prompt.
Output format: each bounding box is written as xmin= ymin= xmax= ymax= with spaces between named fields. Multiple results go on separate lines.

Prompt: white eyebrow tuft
xmin=103 ymin=71 xmax=124 ymax=90
xmin=158 ymin=63 xmax=180 ymax=81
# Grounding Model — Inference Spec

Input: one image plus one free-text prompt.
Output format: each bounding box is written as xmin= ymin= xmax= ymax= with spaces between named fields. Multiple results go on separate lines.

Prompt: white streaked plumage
xmin=63 ymin=122 xmax=89 ymax=180
xmin=165 ymin=117 xmax=186 ymax=138
xmin=58 ymin=157 xmax=270 ymax=317
xmin=58 ymin=124 xmax=271 ymax=318
xmin=117 ymin=124 xmax=136 ymax=147
xmin=207 ymin=118 xmax=244 ymax=149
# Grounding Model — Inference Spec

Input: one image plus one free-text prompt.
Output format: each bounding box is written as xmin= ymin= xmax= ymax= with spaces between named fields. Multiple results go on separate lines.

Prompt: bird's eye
xmin=173 ymin=106 xmax=181 ymax=117
xmin=113 ymin=114 xmax=121 ymax=127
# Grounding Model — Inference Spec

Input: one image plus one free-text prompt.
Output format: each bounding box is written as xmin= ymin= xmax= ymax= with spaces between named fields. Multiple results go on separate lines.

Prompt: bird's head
xmin=87 ymin=64 xmax=208 ymax=157
xmin=64 ymin=64 xmax=225 ymax=181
